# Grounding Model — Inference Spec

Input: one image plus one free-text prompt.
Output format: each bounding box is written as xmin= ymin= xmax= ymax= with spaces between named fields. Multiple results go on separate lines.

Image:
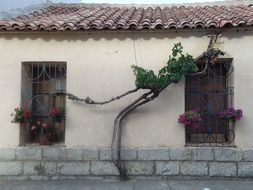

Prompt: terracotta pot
xmin=39 ymin=134 xmax=49 ymax=145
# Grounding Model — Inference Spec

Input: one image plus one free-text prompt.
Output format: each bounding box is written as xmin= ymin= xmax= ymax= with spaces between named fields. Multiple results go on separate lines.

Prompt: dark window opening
xmin=185 ymin=58 xmax=234 ymax=146
xmin=20 ymin=62 xmax=66 ymax=145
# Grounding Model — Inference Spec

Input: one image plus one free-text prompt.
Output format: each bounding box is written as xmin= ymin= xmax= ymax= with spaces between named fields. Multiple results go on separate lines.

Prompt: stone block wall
xmin=0 ymin=147 xmax=253 ymax=180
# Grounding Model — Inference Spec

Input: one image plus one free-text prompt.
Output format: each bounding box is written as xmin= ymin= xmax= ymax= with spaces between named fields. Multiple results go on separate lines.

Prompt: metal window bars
xmin=21 ymin=62 xmax=66 ymax=145
xmin=185 ymin=58 xmax=234 ymax=147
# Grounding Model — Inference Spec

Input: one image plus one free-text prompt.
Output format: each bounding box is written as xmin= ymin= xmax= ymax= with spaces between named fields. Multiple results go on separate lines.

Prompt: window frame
xmin=20 ymin=61 xmax=67 ymax=145
xmin=184 ymin=57 xmax=235 ymax=147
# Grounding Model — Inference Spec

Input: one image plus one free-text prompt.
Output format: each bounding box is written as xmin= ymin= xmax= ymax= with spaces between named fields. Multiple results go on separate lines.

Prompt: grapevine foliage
xmin=131 ymin=43 xmax=198 ymax=90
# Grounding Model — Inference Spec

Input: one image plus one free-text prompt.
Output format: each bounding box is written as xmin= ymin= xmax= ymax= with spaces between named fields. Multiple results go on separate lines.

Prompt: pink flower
xmin=42 ymin=123 xmax=48 ymax=129
xmin=31 ymin=125 xmax=37 ymax=131
xmin=219 ymin=107 xmax=243 ymax=122
xmin=178 ymin=109 xmax=202 ymax=127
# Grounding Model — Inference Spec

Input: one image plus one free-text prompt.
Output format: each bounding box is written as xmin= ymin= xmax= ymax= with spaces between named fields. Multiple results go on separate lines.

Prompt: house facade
xmin=0 ymin=3 xmax=253 ymax=179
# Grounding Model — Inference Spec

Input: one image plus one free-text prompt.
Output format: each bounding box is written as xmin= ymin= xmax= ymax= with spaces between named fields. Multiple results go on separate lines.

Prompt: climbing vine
xmin=131 ymin=43 xmax=198 ymax=90
xmin=64 ymin=37 xmax=224 ymax=179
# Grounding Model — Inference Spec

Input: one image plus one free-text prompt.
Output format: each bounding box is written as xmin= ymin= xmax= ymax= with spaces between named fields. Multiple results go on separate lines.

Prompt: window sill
xmin=185 ymin=143 xmax=236 ymax=148
xmin=20 ymin=143 xmax=66 ymax=147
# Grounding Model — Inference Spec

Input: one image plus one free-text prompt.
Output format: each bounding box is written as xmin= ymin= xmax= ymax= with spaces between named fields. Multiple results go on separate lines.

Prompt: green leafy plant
xmin=11 ymin=107 xmax=32 ymax=123
xmin=131 ymin=43 xmax=198 ymax=90
xmin=49 ymin=106 xmax=65 ymax=122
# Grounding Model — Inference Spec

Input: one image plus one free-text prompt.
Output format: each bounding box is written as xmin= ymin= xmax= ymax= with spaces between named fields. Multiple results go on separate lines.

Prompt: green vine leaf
xmin=132 ymin=43 xmax=198 ymax=90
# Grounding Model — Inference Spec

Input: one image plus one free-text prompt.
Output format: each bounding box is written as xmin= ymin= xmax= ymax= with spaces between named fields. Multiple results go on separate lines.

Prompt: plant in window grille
xmin=21 ymin=62 xmax=66 ymax=145
xmin=185 ymin=58 xmax=235 ymax=146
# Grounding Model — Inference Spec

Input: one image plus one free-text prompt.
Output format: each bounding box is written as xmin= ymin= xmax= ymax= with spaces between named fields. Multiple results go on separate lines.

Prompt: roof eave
xmin=0 ymin=26 xmax=252 ymax=34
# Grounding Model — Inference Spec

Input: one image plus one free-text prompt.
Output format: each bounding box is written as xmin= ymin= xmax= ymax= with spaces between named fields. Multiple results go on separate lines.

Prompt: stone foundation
xmin=0 ymin=147 xmax=253 ymax=180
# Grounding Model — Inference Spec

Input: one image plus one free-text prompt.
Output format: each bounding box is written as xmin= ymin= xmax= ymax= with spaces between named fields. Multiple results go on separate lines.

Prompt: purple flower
xmin=219 ymin=107 xmax=243 ymax=122
xmin=178 ymin=109 xmax=202 ymax=127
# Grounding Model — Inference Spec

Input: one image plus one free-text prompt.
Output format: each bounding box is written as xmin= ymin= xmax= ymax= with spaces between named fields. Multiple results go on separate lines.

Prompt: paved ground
xmin=1 ymin=179 xmax=253 ymax=190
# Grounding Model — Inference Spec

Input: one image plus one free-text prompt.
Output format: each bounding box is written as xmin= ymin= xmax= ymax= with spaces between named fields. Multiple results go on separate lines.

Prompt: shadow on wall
xmin=1 ymin=30 xmax=208 ymax=42
xmin=1 ymin=28 xmax=253 ymax=42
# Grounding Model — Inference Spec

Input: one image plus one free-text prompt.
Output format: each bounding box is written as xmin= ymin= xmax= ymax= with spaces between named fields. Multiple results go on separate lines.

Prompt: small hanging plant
xmin=219 ymin=107 xmax=243 ymax=123
xmin=49 ymin=106 xmax=65 ymax=122
xmin=11 ymin=107 xmax=32 ymax=123
xmin=178 ymin=108 xmax=202 ymax=127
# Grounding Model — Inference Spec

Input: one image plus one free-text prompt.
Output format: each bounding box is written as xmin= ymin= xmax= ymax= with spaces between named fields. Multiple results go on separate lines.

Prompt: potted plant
xmin=49 ymin=106 xmax=65 ymax=140
xmin=49 ymin=106 xmax=65 ymax=122
xmin=11 ymin=107 xmax=32 ymax=125
xmin=178 ymin=108 xmax=202 ymax=127
xmin=219 ymin=107 xmax=243 ymax=123
xmin=31 ymin=120 xmax=50 ymax=145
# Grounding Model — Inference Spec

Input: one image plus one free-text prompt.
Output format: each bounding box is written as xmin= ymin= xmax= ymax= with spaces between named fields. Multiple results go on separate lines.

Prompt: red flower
xmin=22 ymin=110 xmax=31 ymax=119
xmin=11 ymin=107 xmax=32 ymax=123
xmin=49 ymin=108 xmax=60 ymax=116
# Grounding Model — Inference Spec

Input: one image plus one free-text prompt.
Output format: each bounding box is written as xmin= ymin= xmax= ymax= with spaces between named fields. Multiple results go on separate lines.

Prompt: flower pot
xmin=53 ymin=122 xmax=63 ymax=142
xmin=39 ymin=134 xmax=49 ymax=145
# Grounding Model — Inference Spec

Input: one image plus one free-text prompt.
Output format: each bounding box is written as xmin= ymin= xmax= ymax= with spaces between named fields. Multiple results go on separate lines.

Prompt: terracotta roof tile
xmin=1 ymin=3 xmax=253 ymax=32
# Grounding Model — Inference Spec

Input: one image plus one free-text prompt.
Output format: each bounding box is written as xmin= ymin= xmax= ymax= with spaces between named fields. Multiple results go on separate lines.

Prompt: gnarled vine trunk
xmin=63 ymin=35 xmax=223 ymax=179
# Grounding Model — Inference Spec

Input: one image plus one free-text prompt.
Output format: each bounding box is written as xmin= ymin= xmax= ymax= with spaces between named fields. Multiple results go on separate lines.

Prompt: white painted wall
xmin=0 ymin=30 xmax=252 ymax=148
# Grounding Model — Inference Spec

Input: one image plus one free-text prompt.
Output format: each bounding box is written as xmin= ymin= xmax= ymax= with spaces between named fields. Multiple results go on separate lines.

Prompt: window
xmin=20 ymin=62 xmax=66 ymax=145
xmin=185 ymin=57 xmax=234 ymax=146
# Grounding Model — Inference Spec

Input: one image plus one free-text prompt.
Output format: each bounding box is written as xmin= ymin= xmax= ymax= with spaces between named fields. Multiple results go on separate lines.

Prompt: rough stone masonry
xmin=0 ymin=147 xmax=253 ymax=180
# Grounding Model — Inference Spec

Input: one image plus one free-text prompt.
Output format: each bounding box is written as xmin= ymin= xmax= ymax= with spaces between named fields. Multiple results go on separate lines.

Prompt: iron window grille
xmin=20 ymin=62 xmax=66 ymax=145
xmin=185 ymin=57 xmax=234 ymax=147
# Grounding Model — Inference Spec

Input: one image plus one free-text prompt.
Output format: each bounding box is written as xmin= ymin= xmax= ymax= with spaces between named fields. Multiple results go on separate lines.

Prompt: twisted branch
xmin=63 ymin=88 xmax=160 ymax=179
xmin=62 ymin=35 xmax=224 ymax=179
xmin=64 ymin=87 xmax=139 ymax=105
xmin=111 ymin=90 xmax=157 ymax=179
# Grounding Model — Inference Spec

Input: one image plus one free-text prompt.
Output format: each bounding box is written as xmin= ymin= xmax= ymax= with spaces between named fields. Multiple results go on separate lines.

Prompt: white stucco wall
xmin=0 ymin=30 xmax=252 ymax=148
